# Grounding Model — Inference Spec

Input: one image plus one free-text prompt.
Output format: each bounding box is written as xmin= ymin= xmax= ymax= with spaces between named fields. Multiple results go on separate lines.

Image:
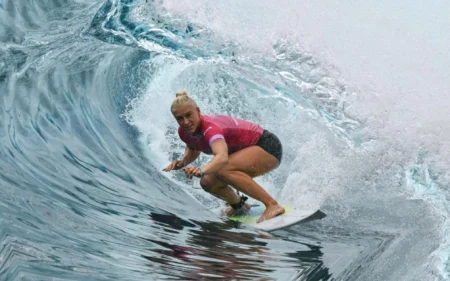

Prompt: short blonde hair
xmin=171 ymin=90 xmax=198 ymax=113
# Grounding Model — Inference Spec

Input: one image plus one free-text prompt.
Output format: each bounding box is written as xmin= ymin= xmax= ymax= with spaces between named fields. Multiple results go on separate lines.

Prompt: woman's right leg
xmin=199 ymin=144 xmax=285 ymax=222
xmin=200 ymin=174 xmax=241 ymax=204
xmin=200 ymin=175 xmax=251 ymax=215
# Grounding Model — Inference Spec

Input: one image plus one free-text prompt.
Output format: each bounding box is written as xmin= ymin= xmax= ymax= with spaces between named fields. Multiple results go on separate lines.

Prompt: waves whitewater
xmin=1 ymin=0 xmax=449 ymax=280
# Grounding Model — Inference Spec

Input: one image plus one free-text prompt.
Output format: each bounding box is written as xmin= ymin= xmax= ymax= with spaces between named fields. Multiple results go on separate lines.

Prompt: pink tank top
xmin=178 ymin=115 xmax=264 ymax=154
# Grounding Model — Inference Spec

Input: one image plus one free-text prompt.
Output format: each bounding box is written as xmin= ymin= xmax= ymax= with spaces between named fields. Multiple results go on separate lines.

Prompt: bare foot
xmin=257 ymin=204 xmax=285 ymax=223
xmin=222 ymin=203 xmax=251 ymax=217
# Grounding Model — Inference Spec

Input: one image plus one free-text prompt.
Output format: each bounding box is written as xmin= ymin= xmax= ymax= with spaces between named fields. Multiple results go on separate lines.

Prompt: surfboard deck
xmin=229 ymin=205 xmax=321 ymax=231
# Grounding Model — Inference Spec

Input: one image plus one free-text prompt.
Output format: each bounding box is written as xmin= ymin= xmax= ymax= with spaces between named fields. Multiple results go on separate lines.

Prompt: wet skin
xmin=164 ymin=104 xmax=285 ymax=222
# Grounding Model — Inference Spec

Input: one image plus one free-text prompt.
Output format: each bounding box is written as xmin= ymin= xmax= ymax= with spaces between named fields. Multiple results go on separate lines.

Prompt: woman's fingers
xmin=183 ymin=166 xmax=192 ymax=178
xmin=183 ymin=166 xmax=200 ymax=178
xmin=164 ymin=163 xmax=201 ymax=177
xmin=162 ymin=160 xmax=178 ymax=172
xmin=192 ymin=168 xmax=201 ymax=177
xmin=173 ymin=160 xmax=184 ymax=170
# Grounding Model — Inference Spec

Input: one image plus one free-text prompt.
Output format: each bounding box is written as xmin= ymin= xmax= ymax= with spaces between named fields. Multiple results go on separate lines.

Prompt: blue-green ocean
xmin=1 ymin=1 xmax=450 ymax=280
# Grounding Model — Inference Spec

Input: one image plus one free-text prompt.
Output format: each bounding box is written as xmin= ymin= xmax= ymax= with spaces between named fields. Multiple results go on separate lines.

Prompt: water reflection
xmin=142 ymin=211 xmax=331 ymax=280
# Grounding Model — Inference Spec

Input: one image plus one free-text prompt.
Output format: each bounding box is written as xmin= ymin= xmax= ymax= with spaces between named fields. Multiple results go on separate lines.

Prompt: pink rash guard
xmin=178 ymin=115 xmax=264 ymax=154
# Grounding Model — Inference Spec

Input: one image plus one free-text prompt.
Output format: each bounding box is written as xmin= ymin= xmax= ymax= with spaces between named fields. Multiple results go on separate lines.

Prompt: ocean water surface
xmin=1 ymin=0 xmax=450 ymax=280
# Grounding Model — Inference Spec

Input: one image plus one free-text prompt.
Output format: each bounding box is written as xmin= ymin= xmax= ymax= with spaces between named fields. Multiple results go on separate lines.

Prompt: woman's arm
xmin=163 ymin=146 xmax=200 ymax=172
xmin=181 ymin=139 xmax=228 ymax=178
xmin=200 ymin=139 xmax=228 ymax=175
xmin=181 ymin=146 xmax=201 ymax=167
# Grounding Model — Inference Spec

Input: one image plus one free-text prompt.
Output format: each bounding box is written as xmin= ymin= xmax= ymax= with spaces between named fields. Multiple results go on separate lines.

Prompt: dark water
xmin=1 ymin=1 xmax=448 ymax=280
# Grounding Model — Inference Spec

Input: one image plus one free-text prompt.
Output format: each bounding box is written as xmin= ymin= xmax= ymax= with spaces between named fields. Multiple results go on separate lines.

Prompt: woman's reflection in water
xmin=142 ymin=212 xmax=278 ymax=280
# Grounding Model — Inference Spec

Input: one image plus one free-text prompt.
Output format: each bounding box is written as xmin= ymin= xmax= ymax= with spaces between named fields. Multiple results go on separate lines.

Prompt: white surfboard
xmin=229 ymin=205 xmax=321 ymax=231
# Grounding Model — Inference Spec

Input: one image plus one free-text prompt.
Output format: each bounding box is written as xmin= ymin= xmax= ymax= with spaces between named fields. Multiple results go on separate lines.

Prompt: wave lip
xmin=1 ymin=0 xmax=449 ymax=280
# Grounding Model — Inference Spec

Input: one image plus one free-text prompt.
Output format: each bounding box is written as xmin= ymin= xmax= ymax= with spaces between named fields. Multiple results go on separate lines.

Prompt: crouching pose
xmin=163 ymin=90 xmax=285 ymax=222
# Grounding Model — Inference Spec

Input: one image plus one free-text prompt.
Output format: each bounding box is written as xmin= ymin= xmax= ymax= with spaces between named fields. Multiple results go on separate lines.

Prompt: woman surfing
xmin=163 ymin=90 xmax=285 ymax=222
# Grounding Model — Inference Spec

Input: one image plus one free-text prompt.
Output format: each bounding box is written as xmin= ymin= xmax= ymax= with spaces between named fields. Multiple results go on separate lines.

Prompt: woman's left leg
xmin=215 ymin=146 xmax=285 ymax=222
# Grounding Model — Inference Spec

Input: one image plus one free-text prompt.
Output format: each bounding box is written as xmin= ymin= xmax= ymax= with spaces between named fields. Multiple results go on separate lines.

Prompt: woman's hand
xmin=182 ymin=166 xmax=204 ymax=179
xmin=162 ymin=160 xmax=185 ymax=172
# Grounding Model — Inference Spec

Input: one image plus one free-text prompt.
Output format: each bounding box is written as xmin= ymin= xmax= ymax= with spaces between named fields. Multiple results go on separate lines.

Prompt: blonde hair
xmin=171 ymin=90 xmax=198 ymax=112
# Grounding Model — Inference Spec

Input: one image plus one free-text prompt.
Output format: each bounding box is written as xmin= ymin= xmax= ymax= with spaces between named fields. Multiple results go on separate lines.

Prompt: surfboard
xmin=229 ymin=205 xmax=321 ymax=231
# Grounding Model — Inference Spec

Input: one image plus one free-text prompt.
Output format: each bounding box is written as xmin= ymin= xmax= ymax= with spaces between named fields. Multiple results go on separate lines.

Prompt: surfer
xmin=163 ymin=90 xmax=285 ymax=222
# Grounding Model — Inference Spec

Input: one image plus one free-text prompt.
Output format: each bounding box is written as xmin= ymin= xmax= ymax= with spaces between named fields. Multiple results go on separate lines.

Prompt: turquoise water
xmin=1 ymin=1 xmax=449 ymax=280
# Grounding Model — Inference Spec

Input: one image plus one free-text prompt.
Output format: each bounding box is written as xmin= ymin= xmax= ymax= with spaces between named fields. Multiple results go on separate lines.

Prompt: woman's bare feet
xmin=222 ymin=203 xmax=251 ymax=217
xmin=257 ymin=204 xmax=285 ymax=223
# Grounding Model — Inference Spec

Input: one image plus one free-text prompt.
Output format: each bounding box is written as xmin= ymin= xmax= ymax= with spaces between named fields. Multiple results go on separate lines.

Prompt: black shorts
xmin=255 ymin=130 xmax=283 ymax=163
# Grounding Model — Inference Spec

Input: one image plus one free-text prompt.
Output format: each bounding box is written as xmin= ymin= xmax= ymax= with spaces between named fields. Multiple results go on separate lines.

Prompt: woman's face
xmin=173 ymin=103 xmax=201 ymax=134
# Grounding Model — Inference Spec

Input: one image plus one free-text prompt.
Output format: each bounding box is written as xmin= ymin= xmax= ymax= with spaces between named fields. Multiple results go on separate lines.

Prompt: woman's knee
xmin=200 ymin=174 xmax=228 ymax=193
xmin=199 ymin=174 xmax=217 ymax=192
